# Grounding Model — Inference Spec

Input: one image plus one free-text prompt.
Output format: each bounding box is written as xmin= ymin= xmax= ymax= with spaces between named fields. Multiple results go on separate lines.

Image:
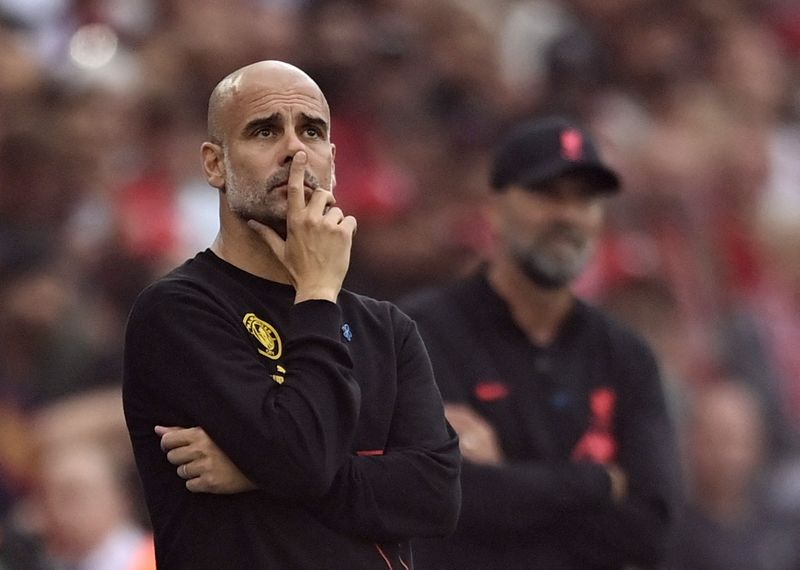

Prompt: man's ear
xmin=330 ymin=143 xmax=337 ymax=191
xmin=201 ymin=142 xmax=226 ymax=190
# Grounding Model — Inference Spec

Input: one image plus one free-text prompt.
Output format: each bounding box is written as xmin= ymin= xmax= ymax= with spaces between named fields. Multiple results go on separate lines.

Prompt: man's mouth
xmin=268 ymin=179 xmax=288 ymax=191
xmin=270 ymin=182 xmax=316 ymax=200
xmin=270 ymin=180 xmax=317 ymax=190
xmin=550 ymin=234 xmax=582 ymax=246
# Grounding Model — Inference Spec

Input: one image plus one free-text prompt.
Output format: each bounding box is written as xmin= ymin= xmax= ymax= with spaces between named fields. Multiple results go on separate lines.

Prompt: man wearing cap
xmin=399 ymin=116 xmax=679 ymax=569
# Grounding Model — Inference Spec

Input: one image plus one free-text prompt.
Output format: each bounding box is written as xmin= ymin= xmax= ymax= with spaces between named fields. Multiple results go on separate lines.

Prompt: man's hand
xmin=605 ymin=463 xmax=628 ymax=504
xmin=444 ymin=404 xmax=505 ymax=465
xmin=155 ymin=425 xmax=257 ymax=494
xmin=248 ymin=151 xmax=357 ymax=303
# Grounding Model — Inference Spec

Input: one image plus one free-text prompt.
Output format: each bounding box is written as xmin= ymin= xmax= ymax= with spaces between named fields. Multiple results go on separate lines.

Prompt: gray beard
xmin=244 ymin=208 xmax=287 ymax=240
xmin=223 ymin=157 xmax=322 ymax=241
xmin=224 ymin=160 xmax=289 ymax=239
xmin=227 ymin=195 xmax=287 ymax=239
xmin=516 ymin=253 xmax=576 ymax=289
xmin=509 ymin=222 xmax=595 ymax=289
xmin=512 ymin=242 xmax=593 ymax=289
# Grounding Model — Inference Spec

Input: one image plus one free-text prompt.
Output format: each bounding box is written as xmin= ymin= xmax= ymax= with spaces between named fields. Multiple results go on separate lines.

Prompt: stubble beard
xmin=223 ymin=158 xmax=325 ymax=241
xmin=224 ymin=159 xmax=289 ymax=239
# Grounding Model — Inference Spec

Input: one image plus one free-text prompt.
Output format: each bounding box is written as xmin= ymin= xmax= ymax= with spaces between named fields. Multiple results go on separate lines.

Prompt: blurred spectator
xmin=0 ymin=402 xmax=35 ymax=518
xmin=0 ymin=252 xmax=118 ymax=408
xmin=0 ymin=386 xmax=148 ymax=570
xmin=0 ymin=128 xmax=79 ymax=261
xmin=30 ymin=387 xmax=134 ymax=468
xmin=30 ymin=442 xmax=153 ymax=570
xmin=600 ymin=275 xmax=692 ymax=411
xmin=669 ymin=380 xmax=800 ymax=570
xmin=732 ymin=144 xmax=800 ymax=435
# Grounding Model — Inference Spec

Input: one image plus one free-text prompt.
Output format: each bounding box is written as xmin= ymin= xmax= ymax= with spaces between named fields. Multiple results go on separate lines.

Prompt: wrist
xmin=294 ymin=287 xmax=339 ymax=304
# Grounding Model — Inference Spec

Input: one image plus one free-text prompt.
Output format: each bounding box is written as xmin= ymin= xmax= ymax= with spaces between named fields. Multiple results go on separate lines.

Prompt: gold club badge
xmin=243 ymin=313 xmax=282 ymax=360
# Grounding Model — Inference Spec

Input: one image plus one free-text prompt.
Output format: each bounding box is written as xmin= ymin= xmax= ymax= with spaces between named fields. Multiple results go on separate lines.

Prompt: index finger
xmin=287 ymin=151 xmax=308 ymax=212
xmin=159 ymin=426 xmax=203 ymax=452
xmin=444 ymin=404 xmax=488 ymax=429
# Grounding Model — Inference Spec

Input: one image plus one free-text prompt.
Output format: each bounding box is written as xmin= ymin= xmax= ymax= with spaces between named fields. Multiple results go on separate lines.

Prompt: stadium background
xmin=2 ymin=0 xmax=800 ymax=567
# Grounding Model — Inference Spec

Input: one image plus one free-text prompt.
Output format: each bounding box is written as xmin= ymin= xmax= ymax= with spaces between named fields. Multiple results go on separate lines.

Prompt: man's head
xmin=36 ymin=443 xmax=132 ymax=562
xmin=488 ymin=116 xmax=620 ymax=289
xmin=201 ymin=60 xmax=335 ymax=238
xmin=685 ymin=381 xmax=767 ymax=506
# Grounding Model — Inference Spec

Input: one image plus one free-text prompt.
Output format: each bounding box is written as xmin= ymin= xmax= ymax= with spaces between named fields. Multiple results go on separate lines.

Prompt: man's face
xmin=212 ymin=68 xmax=335 ymax=237
xmin=493 ymin=174 xmax=606 ymax=288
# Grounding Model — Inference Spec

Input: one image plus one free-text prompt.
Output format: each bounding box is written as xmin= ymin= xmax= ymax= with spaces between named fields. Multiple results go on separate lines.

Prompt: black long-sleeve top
xmin=123 ymin=250 xmax=461 ymax=569
xmin=399 ymin=271 xmax=678 ymax=570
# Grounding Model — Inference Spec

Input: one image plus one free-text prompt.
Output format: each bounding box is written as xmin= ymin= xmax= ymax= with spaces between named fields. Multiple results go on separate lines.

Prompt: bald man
xmin=123 ymin=61 xmax=461 ymax=569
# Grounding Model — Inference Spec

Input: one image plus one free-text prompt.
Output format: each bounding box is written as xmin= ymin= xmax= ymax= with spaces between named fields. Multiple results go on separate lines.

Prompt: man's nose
xmin=558 ymin=199 xmax=585 ymax=221
xmin=552 ymin=194 xmax=595 ymax=222
xmin=280 ymin=130 xmax=306 ymax=166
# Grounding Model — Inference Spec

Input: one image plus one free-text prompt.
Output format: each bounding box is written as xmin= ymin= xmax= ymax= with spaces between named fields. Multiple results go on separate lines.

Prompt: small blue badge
xmin=550 ymin=391 xmax=571 ymax=409
xmin=341 ymin=323 xmax=353 ymax=342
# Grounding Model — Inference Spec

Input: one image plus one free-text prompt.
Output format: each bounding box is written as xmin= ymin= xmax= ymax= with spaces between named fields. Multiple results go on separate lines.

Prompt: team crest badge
xmin=243 ymin=313 xmax=282 ymax=360
xmin=560 ymin=128 xmax=584 ymax=161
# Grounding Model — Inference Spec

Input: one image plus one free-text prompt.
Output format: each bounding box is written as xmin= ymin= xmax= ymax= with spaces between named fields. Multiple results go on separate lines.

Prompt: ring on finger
xmin=179 ymin=464 xmax=188 ymax=478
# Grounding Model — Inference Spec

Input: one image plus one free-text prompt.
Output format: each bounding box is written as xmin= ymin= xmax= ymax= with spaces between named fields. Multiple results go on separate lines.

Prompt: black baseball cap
xmin=490 ymin=116 xmax=620 ymax=194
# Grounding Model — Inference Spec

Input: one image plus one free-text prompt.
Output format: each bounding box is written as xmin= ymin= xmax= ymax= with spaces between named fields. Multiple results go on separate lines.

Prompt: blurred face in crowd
xmin=492 ymin=174 xmax=606 ymax=288
xmin=202 ymin=61 xmax=336 ymax=238
xmin=36 ymin=445 xmax=129 ymax=562
xmin=687 ymin=382 xmax=766 ymax=508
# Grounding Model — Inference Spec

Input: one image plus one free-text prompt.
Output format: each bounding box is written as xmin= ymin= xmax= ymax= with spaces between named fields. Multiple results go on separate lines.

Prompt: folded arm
xmin=154 ymin=314 xmax=461 ymax=541
xmin=126 ymin=294 xmax=361 ymax=498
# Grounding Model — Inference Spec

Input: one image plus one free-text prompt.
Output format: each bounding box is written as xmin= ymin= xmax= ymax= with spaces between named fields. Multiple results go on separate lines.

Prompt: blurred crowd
xmin=1 ymin=0 xmax=800 ymax=568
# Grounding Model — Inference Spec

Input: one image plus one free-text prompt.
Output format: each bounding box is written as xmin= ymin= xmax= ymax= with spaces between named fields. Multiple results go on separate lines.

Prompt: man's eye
xmin=255 ymin=128 xmax=274 ymax=138
xmin=305 ymin=127 xmax=321 ymax=138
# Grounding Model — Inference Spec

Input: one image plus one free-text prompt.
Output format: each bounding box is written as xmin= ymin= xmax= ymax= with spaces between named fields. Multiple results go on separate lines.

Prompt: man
xmin=122 ymin=60 xmax=460 ymax=569
xmin=399 ymin=116 xmax=678 ymax=569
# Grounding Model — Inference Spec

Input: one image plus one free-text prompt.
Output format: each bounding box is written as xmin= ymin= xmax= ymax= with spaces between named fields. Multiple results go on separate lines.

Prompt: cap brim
xmin=517 ymin=159 xmax=620 ymax=194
